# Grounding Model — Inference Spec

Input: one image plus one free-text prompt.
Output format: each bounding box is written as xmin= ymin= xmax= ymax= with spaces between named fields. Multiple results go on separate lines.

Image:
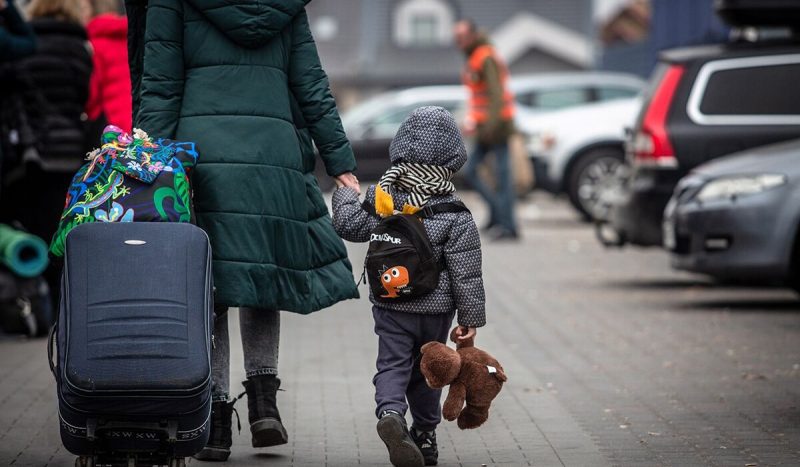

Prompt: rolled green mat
xmin=0 ymin=224 xmax=49 ymax=278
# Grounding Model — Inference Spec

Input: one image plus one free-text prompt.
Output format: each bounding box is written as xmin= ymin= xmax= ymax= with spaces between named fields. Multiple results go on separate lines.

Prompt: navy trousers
xmin=372 ymin=306 xmax=455 ymax=432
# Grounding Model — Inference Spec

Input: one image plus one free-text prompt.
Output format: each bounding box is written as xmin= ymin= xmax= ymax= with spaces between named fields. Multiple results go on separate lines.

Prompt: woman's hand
xmin=454 ymin=326 xmax=477 ymax=342
xmin=334 ymin=172 xmax=360 ymax=194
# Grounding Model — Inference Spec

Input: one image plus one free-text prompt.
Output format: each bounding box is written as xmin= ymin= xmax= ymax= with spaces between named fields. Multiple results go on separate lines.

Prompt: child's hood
xmin=388 ymin=106 xmax=467 ymax=172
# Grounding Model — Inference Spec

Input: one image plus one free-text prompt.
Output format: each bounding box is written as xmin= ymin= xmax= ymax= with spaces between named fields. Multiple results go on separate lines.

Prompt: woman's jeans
xmin=211 ymin=306 xmax=280 ymax=402
xmin=465 ymin=141 xmax=517 ymax=234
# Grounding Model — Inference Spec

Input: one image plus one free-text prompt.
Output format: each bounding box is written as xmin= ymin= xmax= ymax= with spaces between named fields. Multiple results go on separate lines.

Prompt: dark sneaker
xmin=376 ymin=411 xmax=424 ymax=467
xmin=243 ymin=375 xmax=288 ymax=448
xmin=193 ymin=399 xmax=240 ymax=462
xmin=411 ymin=428 xmax=438 ymax=466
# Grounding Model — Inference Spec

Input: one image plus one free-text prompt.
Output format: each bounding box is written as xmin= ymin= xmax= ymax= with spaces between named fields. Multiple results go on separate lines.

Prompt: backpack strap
xmin=416 ymin=201 xmax=470 ymax=218
xmin=362 ymin=200 xmax=469 ymax=219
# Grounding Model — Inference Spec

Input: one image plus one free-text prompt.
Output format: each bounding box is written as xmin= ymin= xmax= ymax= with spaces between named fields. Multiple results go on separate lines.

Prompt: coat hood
xmin=87 ymin=13 xmax=127 ymax=40
xmin=185 ymin=0 xmax=310 ymax=48
xmin=389 ymin=106 xmax=468 ymax=172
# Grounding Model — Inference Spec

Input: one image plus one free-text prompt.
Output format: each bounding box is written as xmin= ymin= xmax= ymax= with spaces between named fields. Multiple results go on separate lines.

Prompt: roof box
xmin=715 ymin=0 xmax=800 ymax=27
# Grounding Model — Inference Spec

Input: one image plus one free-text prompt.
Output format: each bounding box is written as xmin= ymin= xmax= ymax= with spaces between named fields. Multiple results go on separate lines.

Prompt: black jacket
xmin=13 ymin=17 xmax=92 ymax=171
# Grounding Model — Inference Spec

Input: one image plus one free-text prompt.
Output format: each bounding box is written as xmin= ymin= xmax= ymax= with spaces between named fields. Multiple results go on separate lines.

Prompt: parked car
xmin=664 ymin=139 xmax=800 ymax=287
xmin=335 ymin=72 xmax=645 ymax=184
xmin=339 ymin=86 xmax=467 ymax=183
xmin=512 ymin=71 xmax=644 ymax=116
xmin=518 ymin=97 xmax=641 ymax=220
xmin=600 ymin=41 xmax=800 ymax=247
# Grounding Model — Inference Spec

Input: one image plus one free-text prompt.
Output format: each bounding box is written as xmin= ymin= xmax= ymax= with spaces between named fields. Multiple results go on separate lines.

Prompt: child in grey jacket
xmin=332 ymin=106 xmax=485 ymax=467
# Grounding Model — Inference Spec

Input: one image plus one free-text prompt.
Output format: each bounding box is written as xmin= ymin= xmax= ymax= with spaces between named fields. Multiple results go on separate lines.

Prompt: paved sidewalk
xmin=3 ymin=194 xmax=800 ymax=466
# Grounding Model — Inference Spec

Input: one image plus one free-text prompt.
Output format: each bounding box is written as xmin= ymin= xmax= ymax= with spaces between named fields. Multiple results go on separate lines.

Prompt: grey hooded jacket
xmin=332 ymin=106 xmax=486 ymax=328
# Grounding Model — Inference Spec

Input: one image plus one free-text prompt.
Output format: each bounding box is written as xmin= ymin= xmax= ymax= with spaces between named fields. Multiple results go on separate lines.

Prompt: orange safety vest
xmin=462 ymin=44 xmax=515 ymax=124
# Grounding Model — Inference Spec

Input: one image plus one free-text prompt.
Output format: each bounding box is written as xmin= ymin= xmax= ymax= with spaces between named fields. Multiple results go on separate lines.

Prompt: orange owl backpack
xmin=362 ymin=200 xmax=469 ymax=302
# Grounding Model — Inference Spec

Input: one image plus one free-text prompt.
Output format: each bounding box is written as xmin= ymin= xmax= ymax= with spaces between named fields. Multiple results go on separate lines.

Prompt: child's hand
xmin=454 ymin=326 xmax=476 ymax=341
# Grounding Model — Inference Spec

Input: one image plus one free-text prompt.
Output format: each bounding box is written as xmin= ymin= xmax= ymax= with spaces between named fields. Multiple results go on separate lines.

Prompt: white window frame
xmin=687 ymin=54 xmax=800 ymax=126
xmin=394 ymin=0 xmax=454 ymax=47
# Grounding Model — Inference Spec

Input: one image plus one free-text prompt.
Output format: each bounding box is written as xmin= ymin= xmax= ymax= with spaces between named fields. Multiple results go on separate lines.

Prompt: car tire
xmin=566 ymin=147 xmax=626 ymax=222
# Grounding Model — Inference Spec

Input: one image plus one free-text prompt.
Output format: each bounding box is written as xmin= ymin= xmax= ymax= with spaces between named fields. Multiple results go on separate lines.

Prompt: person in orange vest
xmin=455 ymin=19 xmax=518 ymax=240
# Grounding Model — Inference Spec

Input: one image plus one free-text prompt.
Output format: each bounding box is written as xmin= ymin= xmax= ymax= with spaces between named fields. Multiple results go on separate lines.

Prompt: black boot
xmin=376 ymin=410 xmax=424 ymax=467
xmin=243 ymin=375 xmax=288 ymax=447
xmin=193 ymin=399 xmax=240 ymax=462
xmin=410 ymin=428 xmax=438 ymax=466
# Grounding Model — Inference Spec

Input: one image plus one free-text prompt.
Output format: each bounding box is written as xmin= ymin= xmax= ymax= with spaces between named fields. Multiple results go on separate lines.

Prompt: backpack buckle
xmin=421 ymin=206 xmax=435 ymax=218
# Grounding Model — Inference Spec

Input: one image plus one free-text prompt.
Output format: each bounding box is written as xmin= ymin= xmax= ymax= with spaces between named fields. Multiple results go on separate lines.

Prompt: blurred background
xmin=309 ymin=0 xmax=727 ymax=106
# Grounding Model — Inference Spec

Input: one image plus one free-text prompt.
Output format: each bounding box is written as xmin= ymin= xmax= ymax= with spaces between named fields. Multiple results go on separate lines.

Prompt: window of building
xmin=394 ymin=0 xmax=454 ymax=47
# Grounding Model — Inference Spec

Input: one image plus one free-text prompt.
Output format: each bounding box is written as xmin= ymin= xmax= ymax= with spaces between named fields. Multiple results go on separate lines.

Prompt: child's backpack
xmin=362 ymin=200 xmax=469 ymax=302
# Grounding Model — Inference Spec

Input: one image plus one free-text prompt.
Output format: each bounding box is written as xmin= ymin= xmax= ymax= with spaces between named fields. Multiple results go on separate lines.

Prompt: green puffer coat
xmin=129 ymin=0 xmax=359 ymax=313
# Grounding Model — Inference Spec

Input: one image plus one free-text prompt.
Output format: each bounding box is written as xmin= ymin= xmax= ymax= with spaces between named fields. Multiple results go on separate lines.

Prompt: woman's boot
xmin=243 ymin=375 xmax=288 ymax=447
xmin=193 ymin=399 xmax=240 ymax=461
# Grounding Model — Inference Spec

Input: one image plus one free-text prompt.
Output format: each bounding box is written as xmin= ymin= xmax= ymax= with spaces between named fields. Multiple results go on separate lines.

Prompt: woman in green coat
xmin=129 ymin=0 xmax=360 ymax=460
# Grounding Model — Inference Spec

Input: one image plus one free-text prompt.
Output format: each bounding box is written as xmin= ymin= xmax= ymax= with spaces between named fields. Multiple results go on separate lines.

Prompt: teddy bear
xmin=420 ymin=328 xmax=507 ymax=429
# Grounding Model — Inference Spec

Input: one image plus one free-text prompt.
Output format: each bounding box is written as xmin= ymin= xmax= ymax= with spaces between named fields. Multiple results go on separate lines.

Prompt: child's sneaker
xmin=376 ymin=410 xmax=425 ymax=467
xmin=410 ymin=428 xmax=438 ymax=466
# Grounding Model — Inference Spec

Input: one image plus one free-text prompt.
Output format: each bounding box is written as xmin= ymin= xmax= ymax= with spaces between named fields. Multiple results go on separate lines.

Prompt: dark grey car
xmin=664 ymin=139 xmax=800 ymax=286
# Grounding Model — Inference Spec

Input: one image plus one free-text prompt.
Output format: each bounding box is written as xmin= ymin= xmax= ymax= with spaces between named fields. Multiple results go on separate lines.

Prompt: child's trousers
xmin=373 ymin=306 xmax=455 ymax=432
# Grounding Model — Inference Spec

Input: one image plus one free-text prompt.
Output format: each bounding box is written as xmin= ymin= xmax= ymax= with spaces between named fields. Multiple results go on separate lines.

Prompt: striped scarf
xmin=375 ymin=162 xmax=455 ymax=216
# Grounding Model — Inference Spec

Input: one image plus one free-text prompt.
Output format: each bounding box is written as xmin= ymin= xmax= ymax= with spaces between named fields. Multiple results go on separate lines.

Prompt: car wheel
xmin=566 ymin=148 xmax=626 ymax=221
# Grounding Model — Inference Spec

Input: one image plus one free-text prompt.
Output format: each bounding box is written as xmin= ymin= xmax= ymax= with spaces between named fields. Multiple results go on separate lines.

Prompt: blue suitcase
xmin=50 ymin=222 xmax=213 ymax=467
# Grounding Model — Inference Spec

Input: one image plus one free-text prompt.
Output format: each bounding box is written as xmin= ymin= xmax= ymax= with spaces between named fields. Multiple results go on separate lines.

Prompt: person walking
xmin=454 ymin=19 xmax=519 ymax=241
xmin=127 ymin=0 xmax=360 ymax=461
xmin=332 ymin=106 xmax=486 ymax=467
xmin=85 ymin=0 xmax=131 ymax=132
xmin=0 ymin=0 xmax=92 ymax=308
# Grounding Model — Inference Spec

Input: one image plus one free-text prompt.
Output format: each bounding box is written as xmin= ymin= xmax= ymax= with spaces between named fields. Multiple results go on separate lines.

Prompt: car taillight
xmin=633 ymin=65 xmax=684 ymax=168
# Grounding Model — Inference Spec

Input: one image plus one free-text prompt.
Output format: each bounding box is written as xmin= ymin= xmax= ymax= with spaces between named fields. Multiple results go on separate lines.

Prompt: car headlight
xmin=528 ymin=131 xmax=557 ymax=156
xmin=695 ymin=174 xmax=787 ymax=202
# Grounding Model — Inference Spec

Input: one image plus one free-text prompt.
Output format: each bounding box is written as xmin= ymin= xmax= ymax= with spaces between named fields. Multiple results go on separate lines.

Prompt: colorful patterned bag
xmin=49 ymin=125 xmax=199 ymax=257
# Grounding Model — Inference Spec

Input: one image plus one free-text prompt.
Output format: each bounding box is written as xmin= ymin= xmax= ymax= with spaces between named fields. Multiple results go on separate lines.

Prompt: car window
xmin=534 ymin=88 xmax=590 ymax=110
xmin=596 ymin=86 xmax=639 ymax=101
xmin=515 ymin=91 xmax=536 ymax=107
xmin=699 ymin=63 xmax=800 ymax=116
xmin=368 ymin=101 xmax=462 ymax=139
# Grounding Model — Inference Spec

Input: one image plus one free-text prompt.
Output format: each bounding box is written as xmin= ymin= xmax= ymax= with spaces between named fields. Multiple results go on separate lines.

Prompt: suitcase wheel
xmin=75 ymin=455 xmax=184 ymax=467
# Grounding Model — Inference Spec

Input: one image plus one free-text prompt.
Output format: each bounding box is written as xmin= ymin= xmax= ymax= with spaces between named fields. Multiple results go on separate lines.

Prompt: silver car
xmin=338 ymin=72 xmax=644 ymax=183
xmin=664 ymin=139 xmax=800 ymax=287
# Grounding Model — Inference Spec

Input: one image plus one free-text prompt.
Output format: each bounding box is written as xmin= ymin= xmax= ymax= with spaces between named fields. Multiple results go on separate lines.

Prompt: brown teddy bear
xmin=420 ymin=328 xmax=507 ymax=429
